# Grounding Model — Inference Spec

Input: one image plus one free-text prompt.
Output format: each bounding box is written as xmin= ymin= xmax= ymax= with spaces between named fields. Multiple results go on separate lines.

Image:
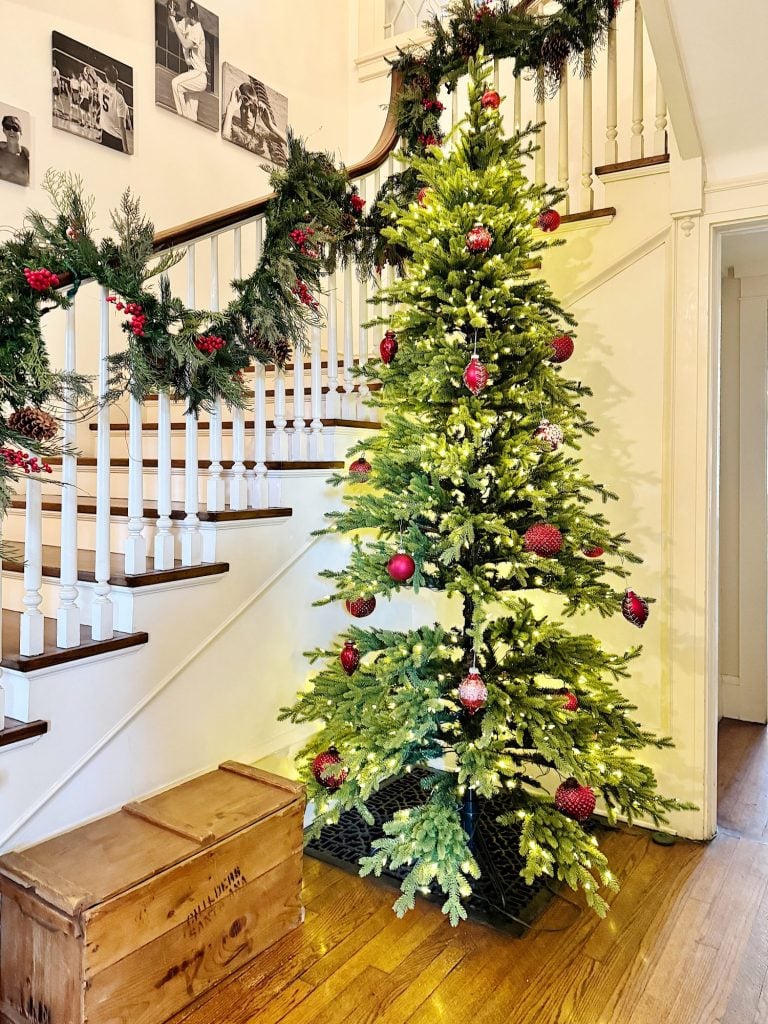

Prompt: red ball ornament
xmin=311 ymin=748 xmax=348 ymax=790
xmin=380 ymin=330 xmax=398 ymax=365
xmin=533 ymin=419 xmax=564 ymax=451
xmin=463 ymin=354 xmax=489 ymax=396
xmin=537 ymin=209 xmax=562 ymax=233
xmin=523 ymin=523 xmax=563 ymax=557
xmin=622 ymin=589 xmax=649 ymax=628
xmin=346 ymin=596 xmax=376 ymax=618
xmin=349 ymin=456 xmax=372 ymax=482
xmin=387 ymin=551 xmax=416 ymax=583
xmin=555 ymin=779 xmax=596 ymax=822
xmin=340 ymin=640 xmax=360 ymax=676
xmin=550 ymin=334 xmax=575 ymax=363
xmin=466 ymin=225 xmax=493 ymax=254
xmin=562 ymin=691 xmax=579 ymax=712
xmin=583 ymin=545 xmax=605 ymax=559
xmin=417 ymin=187 xmax=432 ymax=207
xmin=458 ymin=667 xmax=488 ymax=715
xmin=481 ymin=90 xmax=501 ymax=110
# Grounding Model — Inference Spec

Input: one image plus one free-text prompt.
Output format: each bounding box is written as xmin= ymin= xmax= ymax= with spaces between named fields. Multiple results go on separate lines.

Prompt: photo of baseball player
xmin=0 ymin=105 xmax=31 ymax=187
xmin=221 ymin=62 xmax=288 ymax=169
xmin=155 ymin=0 xmax=219 ymax=132
xmin=52 ymin=33 xmax=134 ymax=154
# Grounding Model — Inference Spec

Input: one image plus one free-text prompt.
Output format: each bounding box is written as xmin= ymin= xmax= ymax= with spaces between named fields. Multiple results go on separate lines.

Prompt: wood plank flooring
xmin=167 ymin=719 xmax=768 ymax=1024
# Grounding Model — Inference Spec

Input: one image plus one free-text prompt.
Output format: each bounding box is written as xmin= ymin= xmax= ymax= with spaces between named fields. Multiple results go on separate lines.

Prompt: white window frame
xmin=356 ymin=0 xmax=437 ymax=81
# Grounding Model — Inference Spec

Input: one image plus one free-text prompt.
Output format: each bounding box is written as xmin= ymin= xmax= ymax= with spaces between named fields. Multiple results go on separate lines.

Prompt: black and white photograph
xmin=0 ymin=102 xmax=31 ymax=187
xmin=221 ymin=62 xmax=288 ymax=168
xmin=52 ymin=32 xmax=134 ymax=154
xmin=155 ymin=0 xmax=219 ymax=132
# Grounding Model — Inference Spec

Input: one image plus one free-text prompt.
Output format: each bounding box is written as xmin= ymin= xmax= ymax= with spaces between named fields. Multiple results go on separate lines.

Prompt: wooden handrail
xmin=152 ymin=71 xmax=404 ymax=253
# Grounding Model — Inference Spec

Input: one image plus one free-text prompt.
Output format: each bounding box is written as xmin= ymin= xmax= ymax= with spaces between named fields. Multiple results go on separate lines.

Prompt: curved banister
xmin=152 ymin=71 xmax=404 ymax=253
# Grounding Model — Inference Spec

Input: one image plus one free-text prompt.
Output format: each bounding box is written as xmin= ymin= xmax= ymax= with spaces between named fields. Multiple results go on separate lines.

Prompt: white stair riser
xmin=2 ymin=573 xmax=135 ymax=633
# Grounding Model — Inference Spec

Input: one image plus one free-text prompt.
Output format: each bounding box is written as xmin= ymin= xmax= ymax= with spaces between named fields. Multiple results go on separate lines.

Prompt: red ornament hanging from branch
xmin=622 ymin=590 xmax=649 ymax=628
xmin=458 ymin=667 xmax=488 ymax=715
xmin=481 ymin=90 xmax=501 ymax=110
xmin=463 ymin=354 xmax=489 ymax=395
xmin=345 ymin=596 xmax=377 ymax=618
xmin=380 ymin=330 xmax=398 ymax=365
xmin=311 ymin=748 xmax=349 ymax=790
xmin=387 ymin=551 xmax=416 ymax=583
xmin=466 ymin=224 xmax=493 ymax=254
xmin=537 ymin=209 xmax=562 ymax=233
xmin=339 ymin=640 xmax=360 ymax=676
xmin=583 ymin=545 xmax=605 ymax=558
xmin=349 ymin=456 xmax=372 ymax=482
xmin=550 ymin=334 xmax=575 ymax=363
xmin=417 ymin=187 xmax=432 ymax=207
xmin=523 ymin=523 xmax=563 ymax=557
xmin=555 ymin=779 xmax=596 ymax=822
xmin=533 ymin=419 xmax=564 ymax=451
xmin=562 ymin=691 xmax=579 ymax=712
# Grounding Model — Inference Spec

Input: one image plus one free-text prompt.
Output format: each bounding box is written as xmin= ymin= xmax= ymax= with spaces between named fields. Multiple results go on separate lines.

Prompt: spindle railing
xmin=3 ymin=0 xmax=665 ymax=674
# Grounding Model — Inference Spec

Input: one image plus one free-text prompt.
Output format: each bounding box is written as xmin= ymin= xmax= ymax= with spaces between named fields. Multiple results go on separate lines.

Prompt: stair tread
xmin=90 ymin=418 xmax=382 ymax=433
xmin=3 ymin=544 xmax=229 ymax=589
xmin=47 ymin=458 xmax=344 ymax=471
xmin=594 ymin=155 xmax=669 ymax=176
xmin=0 ymin=610 xmax=148 ymax=673
xmin=0 ymin=717 xmax=48 ymax=748
xmin=10 ymin=497 xmax=293 ymax=523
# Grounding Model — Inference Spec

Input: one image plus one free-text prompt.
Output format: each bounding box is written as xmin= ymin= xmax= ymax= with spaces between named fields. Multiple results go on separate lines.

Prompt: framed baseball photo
xmin=155 ymin=0 xmax=220 ymax=131
xmin=52 ymin=32 xmax=134 ymax=155
xmin=221 ymin=62 xmax=288 ymax=169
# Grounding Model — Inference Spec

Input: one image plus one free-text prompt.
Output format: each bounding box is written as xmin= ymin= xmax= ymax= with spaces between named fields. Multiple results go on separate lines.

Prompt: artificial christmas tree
xmin=283 ymin=56 xmax=689 ymax=925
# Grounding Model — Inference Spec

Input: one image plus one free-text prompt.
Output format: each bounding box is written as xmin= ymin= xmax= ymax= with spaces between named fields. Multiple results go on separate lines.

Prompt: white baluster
xmin=631 ymin=0 xmax=645 ymax=159
xmin=493 ymin=58 xmax=500 ymax=91
xmin=513 ymin=75 xmax=522 ymax=134
xmin=581 ymin=53 xmax=594 ymax=212
xmin=557 ymin=62 xmax=570 ymax=213
xmin=229 ymin=227 xmax=248 ymax=509
xmin=19 ymin=473 xmax=44 ymax=656
xmin=291 ymin=342 xmax=307 ymax=459
xmin=309 ymin=324 xmax=324 ymax=461
xmin=654 ymin=70 xmax=668 ymax=156
xmin=271 ymin=366 xmax=289 ymax=459
xmin=91 ymin=286 xmax=114 ymax=640
xmin=181 ymin=246 xmax=202 ymax=567
xmin=357 ymin=181 xmax=370 ymax=413
xmin=251 ymin=362 xmax=268 ymax=507
xmin=246 ymin=216 xmax=265 ymax=502
xmin=535 ymin=67 xmax=546 ymax=186
xmin=153 ymin=392 xmax=175 ymax=569
xmin=342 ymin=262 xmax=356 ymax=418
xmin=206 ymin=235 xmax=225 ymax=512
xmin=451 ymin=88 xmax=459 ymax=132
xmin=124 ymin=394 xmax=147 ymax=574
xmin=605 ymin=15 xmax=618 ymax=164
xmin=57 ymin=303 xmax=80 ymax=648
xmin=325 ymin=272 xmax=340 ymax=418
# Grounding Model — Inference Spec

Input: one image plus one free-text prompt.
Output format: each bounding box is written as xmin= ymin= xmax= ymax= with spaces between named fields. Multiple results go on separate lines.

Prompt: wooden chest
xmin=0 ymin=761 xmax=305 ymax=1024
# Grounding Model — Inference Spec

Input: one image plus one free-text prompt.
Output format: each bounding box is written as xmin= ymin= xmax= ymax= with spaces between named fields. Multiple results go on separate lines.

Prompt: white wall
xmin=0 ymin=0 xmax=352 ymax=232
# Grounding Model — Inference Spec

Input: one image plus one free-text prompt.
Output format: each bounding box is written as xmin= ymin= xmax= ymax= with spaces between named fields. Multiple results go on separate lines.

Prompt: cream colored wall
xmin=0 ymin=0 xmax=351 ymax=232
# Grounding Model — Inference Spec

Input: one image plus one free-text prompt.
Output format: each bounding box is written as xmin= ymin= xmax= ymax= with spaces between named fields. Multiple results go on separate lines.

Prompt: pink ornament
xmin=555 ymin=779 xmax=596 ymax=822
xmin=622 ymin=589 xmax=649 ymax=628
xmin=463 ymin=354 xmax=489 ymax=395
xmin=533 ymin=419 xmax=564 ymax=451
xmin=458 ymin=667 xmax=488 ymax=715
xmin=387 ymin=551 xmax=416 ymax=583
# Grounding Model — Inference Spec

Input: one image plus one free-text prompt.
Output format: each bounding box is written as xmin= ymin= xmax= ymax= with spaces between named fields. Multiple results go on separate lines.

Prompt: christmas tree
xmin=282 ymin=55 xmax=690 ymax=925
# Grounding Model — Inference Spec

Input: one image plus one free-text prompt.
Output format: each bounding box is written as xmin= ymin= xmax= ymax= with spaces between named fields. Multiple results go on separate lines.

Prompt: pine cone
xmin=456 ymin=25 xmax=480 ymax=59
xmin=270 ymin=337 xmax=292 ymax=368
xmin=541 ymin=34 xmax=571 ymax=76
xmin=8 ymin=406 xmax=58 ymax=442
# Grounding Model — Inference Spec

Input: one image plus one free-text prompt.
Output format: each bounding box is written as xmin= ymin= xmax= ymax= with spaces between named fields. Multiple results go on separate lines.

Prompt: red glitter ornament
xmin=345 ymin=596 xmax=376 ymax=618
xmin=481 ymin=90 xmax=501 ymax=110
xmin=533 ymin=419 xmax=564 ymax=451
xmin=387 ymin=551 xmax=416 ymax=583
xmin=340 ymin=640 xmax=360 ymax=676
xmin=562 ymin=691 xmax=579 ymax=712
xmin=550 ymin=334 xmax=575 ymax=363
xmin=555 ymin=779 xmax=596 ymax=822
xmin=311 ymin=748 xmax=348 ymax=790
xmin=463 ymin=354 xmax=489 ymax=395
xmin=466 ymin=225 xmax=493 ymax=254
xmin=622 ymin=589 xmax=649 ymax=628
xmin=24 ymin=267 xmax=60 ymax=292
xmin=349 ymin=456 xmax=372 ymax=482
xmin=458 ymin=667 xmax=488 ymax=715
xmin=380 ymin=330 xmax=398 ymax=365
xmin=583 ymin=545 xmax=605 ymax=559
xmin=523 ymin=523 xmax=563 ymax=557
xmin=537 ymin=209 xmax=562 ymax=233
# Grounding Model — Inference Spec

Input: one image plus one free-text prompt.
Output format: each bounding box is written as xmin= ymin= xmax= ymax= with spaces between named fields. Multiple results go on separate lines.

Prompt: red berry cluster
xmin=24 ymin=267 xmax=60 ymax=292
xmin=421 ymin=98 xmax=445 ymax=113
xmin=418 ymin=133 xmax=442 ymax=148
xmin=107 ymin=296 xmax=147 ymax=336
xmin=349 ymin=194 xmax=366 ymax=215
xmin=293 ymin=279 xmax=318 ymax=310
xmin=289 ymin=226 xmax=319 ymax=258
xmin=475 ymin=2 xmax=495 ymax=20
xmin=195 ymin=334 xmax=226 ymax=355
xmin=0 ymin=446 xmax=52 ymax=475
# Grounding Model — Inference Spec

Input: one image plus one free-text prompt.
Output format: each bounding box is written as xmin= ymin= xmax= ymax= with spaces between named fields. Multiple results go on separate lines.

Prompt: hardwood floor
xmin=168 ymin=720 xmax=768 ymax=1024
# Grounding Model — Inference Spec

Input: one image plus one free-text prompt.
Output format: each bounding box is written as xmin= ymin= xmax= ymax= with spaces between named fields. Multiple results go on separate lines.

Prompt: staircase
xmin=0 ymin=0 xmax=682 ymax=851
